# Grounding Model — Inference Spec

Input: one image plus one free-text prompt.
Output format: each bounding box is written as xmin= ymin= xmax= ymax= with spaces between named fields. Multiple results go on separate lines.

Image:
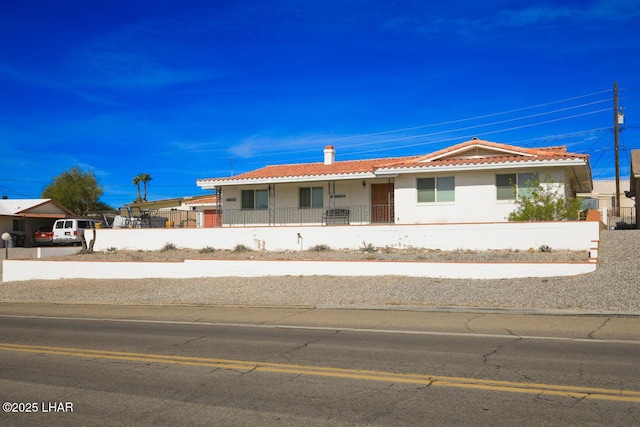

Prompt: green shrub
xmin=309 ymin=244 xmax=331 ymax=252
xmin=233 ymin=244 xmax=251 ymax=253
xmin=508 ymin=177 xmax=582 ymax=221
xmin=161 ymin=242 xmax=177 ymax=252
xmin=200 ymin=246 xmax=216 ymax=254
xmin=360 ymin=241 xmax=377 ymax=253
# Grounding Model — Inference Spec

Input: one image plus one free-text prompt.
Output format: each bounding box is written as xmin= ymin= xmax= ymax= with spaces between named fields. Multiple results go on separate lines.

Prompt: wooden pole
xmin=614 ymin=82 xmax=620 ymax=216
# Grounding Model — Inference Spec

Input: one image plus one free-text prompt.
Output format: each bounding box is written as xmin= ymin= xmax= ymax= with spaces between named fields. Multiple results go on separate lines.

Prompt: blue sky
xmin=1 ymin=1 xmax=638 ymax=208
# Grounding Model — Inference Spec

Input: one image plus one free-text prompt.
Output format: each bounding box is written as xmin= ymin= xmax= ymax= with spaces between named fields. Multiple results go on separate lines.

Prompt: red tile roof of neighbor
xmin=199 ymin=139 xmax=589 ymax=182
xmin=183 ymin=196 xmax=218 ymax=206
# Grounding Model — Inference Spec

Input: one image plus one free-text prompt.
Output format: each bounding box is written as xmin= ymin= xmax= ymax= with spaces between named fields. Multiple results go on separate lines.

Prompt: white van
xmin=52 ymin=219 xmax=98 ymax=245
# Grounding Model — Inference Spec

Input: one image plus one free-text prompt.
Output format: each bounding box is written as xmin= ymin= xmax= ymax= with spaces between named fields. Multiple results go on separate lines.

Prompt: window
xmin=12 ymin=219 xmax=25 ymax=232
xmin=417 ymin=177 xmax=455 ymax=203
xmin=496 ymin=173 xmax=539 ymax=200
xmin=241 ymin=189 xmax=268 ymax=210
xmin=299 ymin=187 xmax=323 ymax=208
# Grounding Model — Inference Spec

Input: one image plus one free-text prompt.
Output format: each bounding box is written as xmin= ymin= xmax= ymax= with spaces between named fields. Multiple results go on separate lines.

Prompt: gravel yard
xmin=1 ymin=230 xmax=638 ymax=312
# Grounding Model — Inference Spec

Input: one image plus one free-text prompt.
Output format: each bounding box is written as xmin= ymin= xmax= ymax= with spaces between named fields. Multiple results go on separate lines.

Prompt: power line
xmin=343 ymin=108 xmax=611 ymax=157
xmin=336 ymin=104 xmax=609 ymax=152
xmin=312 ymin=89 xmax=612 ymax=143
xmin=228 ymin=94 xmax=615 ymax=163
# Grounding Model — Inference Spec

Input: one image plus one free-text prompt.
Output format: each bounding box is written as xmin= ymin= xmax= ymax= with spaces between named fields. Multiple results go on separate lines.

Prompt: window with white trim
xmin=241 ymin=189 xmax=268 ymax=210
xmin=299 ymin=187 xmax=323 ymax=208
xmin=417 ymin=177 xmax=455 ymax=203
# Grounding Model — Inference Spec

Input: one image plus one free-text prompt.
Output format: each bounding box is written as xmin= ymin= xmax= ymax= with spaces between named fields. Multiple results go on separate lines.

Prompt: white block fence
xmin=2 ymin=259 xmax=596 ymax=282
xmin=1 ymin=222 xmax=600 ymax=282
xmin=84 ymin=221 xmax=599 ymax=252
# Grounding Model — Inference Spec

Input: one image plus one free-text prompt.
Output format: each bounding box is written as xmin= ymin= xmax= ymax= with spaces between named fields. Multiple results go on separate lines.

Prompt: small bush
xmin=106 ymin=247 xmax=117 ymax=252
xmin=200 ymin=246 xmax=216 ymax=254
xmin=539 ymin=245 xmax=552 ymax=253
xmin=309 ymin=244 xmax=331 ymax=252
xmin=161 ymin=242 xmax=177 ymax=252
xmin=233 ymin=244 xmax=251 ymax=253
xmin=360 ymin=241 xmax=377 ymax=253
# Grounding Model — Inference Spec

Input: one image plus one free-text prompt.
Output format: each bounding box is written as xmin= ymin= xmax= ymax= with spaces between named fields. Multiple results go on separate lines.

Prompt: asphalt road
xmin=1 ymin=304 xmax=640 ymax=426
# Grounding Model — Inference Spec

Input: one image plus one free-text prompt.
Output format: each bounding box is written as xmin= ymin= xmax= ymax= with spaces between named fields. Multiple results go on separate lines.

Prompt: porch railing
xmin=219 ymin=205 xmax=394 ymax=226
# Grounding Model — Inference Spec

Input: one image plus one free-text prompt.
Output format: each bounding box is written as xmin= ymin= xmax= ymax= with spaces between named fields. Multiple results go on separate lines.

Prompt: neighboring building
xmin=590 ymin=179 xmax=634 ymax=210
xmin=196 ymin=138 xmax=592 ymax=226
xmin=630 ymin=150 xmax=640 ymax=229
xmin=121 ymin=195 xmax=218 ymax=228
xmin=0 ymin=198 xmax=76 ymax=247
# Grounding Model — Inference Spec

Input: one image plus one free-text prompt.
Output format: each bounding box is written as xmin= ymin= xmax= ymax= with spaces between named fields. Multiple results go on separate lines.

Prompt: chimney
xmin=324 ymin=145 xmax=335 ymax=165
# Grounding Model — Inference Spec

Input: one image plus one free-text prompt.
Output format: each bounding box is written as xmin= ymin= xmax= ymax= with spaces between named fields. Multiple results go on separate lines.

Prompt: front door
xmin=371 ymin=183 xmax=394 ymax=223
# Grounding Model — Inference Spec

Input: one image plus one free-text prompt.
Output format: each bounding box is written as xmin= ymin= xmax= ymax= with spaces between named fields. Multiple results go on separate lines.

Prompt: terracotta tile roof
xmin=198 ymin=139 xmax=589 ymax=184
xmin=379 ymin=139 xmax=589 ymax=170
xmin=183 ymin=196 xmax=218 ymax=206
xmin=205 ymin=155 xmax=422 ymax=182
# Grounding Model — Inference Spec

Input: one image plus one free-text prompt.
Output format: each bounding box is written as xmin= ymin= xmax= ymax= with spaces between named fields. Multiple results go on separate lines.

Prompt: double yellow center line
xmin=2 ymin=342 xmax=639 ymax=403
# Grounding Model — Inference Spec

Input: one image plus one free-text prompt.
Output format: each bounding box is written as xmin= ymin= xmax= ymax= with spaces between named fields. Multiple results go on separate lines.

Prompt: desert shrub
xmin=539 ymin=245 xmax=552 ymax=253
xmin=233 ymin=244 xmax=251 ymax=253
xmin=200 ymin=246 xmax=216 ymax=254
xmin=360 ymin=241 xmax=377 ymax=253
xmin=508 ymin=177 xmax=582 ymax=221
xmin=161 ymin=242 xmax=177 ymax=252
xmin=309 ymin=244 xmax=331 ymax=252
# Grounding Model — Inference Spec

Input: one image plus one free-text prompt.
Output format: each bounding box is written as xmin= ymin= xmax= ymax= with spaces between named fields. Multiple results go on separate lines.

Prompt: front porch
xmin=219 ymin=204 xmax=395 ymax=226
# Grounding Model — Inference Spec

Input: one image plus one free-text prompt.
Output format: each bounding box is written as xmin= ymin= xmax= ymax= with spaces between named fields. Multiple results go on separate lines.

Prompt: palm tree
xmin=140 ymin=173 xmax=152 ymax=201
xmin=132 ymin=176 xmax=142 ymax=202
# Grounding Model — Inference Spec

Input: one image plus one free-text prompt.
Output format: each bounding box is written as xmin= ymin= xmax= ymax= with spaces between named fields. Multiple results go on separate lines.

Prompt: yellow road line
xmin=1 ymin=342 xmax=639 ymax=403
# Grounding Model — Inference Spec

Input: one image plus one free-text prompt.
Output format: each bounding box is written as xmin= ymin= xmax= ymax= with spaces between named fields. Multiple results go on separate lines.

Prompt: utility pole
xmin=614 ymin=82 xmax=620 ymax=217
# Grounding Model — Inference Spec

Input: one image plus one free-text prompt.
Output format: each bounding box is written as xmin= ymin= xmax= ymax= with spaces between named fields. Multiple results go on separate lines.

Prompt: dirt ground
xmin=45 ymin=246 xmax=590 ymax=263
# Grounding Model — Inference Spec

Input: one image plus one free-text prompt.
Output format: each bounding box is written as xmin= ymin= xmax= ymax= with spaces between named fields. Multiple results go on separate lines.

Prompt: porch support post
xmin=328 ymin=181 xmax=336 ymax=210
xmin=388 ymin=178 xmax=393 ymax=224
xmin=268 ymin=184 xmax=276 ymax=226
xmin=215 ymin=186 xmax=222 ymax=227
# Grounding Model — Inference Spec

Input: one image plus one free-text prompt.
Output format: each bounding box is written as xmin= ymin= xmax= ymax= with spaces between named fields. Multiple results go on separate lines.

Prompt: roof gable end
xmin=417 ymin=139 xmax=538 ymax=163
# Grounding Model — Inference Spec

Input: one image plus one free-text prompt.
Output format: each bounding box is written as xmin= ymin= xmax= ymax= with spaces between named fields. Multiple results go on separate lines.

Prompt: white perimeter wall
xmin=2 ymin=259 xmax=596 ymax=282
xmin=85 ymin=221 xmax=599 ymax=252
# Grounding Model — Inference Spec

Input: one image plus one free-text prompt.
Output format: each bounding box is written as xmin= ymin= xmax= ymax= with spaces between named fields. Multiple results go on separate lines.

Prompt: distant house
xmin=630 ymin=150 xmax=640 ymax=229
xmin=590 ymin=179 xmax=634 ymax=211
xmin=196 ymin=138 xmax=592 ymax=226
xmin=121 ymin=195 xmax=219 ymax=228
xmin=0 ymin=198 xmax=75 ymax=247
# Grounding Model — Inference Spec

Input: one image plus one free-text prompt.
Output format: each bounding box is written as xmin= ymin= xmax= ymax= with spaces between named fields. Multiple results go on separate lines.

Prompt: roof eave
xmin=375 ymin=158 xmax=589 ymax=175
xmin=197 ymin=172 xmax=377 ymax=188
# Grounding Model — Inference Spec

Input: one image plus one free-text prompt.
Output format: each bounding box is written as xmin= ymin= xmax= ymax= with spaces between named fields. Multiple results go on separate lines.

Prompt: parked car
xmin=52 ymin=219 xmax=99 ymax=246
xmin=34 ymin=226 xmax=54 ymax=245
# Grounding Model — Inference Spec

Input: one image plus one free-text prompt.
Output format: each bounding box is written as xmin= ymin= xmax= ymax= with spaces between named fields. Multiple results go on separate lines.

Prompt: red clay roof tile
xmin=199 ymin=139 xmax=589 ymax=183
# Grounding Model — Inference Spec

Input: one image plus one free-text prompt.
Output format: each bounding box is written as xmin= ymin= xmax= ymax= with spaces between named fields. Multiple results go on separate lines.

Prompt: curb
xmin=315 ymin=304 xmax=640 ymax=317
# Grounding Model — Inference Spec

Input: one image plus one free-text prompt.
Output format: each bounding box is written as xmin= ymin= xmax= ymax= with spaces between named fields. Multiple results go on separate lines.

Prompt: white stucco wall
xmin=2 ymin=258 xmax=596 ymax=282
xmin=394 ymin=168 xmax=566 ymax=224
xmin=85 ymin=221 xmax=599 ymax=252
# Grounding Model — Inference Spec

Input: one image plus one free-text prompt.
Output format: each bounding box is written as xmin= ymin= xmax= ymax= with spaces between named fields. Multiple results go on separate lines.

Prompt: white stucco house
xmin=196 ymin=138 xmax=592 ymax=226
